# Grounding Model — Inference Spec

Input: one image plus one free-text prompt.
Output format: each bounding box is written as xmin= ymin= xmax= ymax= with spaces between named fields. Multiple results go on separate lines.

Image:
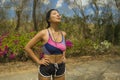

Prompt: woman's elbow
xmin=24 ymin=46 xmax=29 ymax=51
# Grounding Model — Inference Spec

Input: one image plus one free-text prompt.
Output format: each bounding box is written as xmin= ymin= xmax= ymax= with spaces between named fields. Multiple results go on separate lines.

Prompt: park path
xmin=0 ymin=56 xmax=120 ymax=80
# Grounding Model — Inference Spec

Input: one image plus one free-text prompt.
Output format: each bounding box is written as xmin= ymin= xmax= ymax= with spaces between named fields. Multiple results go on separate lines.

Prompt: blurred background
xmin=0 ymin=0 xmax=120 ymax=62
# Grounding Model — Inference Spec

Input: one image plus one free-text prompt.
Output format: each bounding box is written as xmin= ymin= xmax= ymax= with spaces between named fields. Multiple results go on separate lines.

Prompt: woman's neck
xmin=49 ymin=23 xmax=59 ymax=32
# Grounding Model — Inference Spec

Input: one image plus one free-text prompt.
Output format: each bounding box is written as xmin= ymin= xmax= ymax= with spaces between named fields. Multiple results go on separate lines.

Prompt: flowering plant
xmin=66 ymin=40 xmax=73 ymax=48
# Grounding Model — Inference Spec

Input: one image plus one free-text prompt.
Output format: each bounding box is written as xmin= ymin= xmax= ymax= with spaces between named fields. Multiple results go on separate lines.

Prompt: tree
xmin=0 ymin=0 xmax=12 ymax=33
xmin=115 ymin=0 xmax=120 ymax=10
xmin=114 ymin=0 xmax=120 ymax=44
xmin=11 ymin=0 xmax=28 ymax=31
xmin=33 ymin=0 xmax=50 ymax=31
xmin=32 ymin=0 xmax=38 ymax=31
xmin=65 ymin=0 xmax=90 ymax=39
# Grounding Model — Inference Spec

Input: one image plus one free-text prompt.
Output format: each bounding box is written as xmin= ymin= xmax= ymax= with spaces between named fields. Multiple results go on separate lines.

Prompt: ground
xmin=0 ymin=55 xmax=120 ymax=80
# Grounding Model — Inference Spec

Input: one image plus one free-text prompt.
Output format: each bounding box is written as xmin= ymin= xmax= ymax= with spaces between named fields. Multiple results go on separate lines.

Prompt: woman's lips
xmin=57 ymin=18 xmax=61 ymax=20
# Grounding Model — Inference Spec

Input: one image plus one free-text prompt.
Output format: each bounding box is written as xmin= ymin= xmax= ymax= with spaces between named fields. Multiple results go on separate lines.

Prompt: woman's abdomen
xmin=43 ymin=54 xmax=63 ymax=63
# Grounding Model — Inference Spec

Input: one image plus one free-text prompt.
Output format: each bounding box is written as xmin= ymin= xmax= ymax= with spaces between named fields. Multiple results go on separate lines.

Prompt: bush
xmin=0 ymin=30 xmax=119 ymax=62
xmin=0 ymin=20 xmax=14 ymax=34
xmin=66 ymin=39 xmax=117 ymax=57
xmin=0 ymin=31 xmax=42 ymax=62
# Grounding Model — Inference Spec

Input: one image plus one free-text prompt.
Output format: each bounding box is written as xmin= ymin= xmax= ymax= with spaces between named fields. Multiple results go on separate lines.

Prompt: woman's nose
xmin=57 ymin=14 xmax=61 ymax=17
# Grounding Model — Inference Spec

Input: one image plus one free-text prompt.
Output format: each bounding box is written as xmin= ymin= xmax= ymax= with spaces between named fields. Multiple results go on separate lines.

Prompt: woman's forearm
xmin=63 ymin=51 xmax=66 ymax=58
xmin=24 ymin=47 xmax=40 ymax=64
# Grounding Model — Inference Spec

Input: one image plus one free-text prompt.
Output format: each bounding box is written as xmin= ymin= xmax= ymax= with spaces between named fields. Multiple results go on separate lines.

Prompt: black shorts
xmin=38 ymin=62 xmax=65 ymax=77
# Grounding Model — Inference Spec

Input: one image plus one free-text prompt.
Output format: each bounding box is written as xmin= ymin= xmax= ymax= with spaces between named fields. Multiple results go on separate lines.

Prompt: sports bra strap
xmin=47 ymin=29 xmax=63 ymax=39
xmin=47 ymin=29 xmax=51 ymax=36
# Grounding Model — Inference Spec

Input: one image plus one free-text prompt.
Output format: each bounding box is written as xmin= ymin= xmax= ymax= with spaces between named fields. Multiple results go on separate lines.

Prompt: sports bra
xmin=42 ymin=29 xmax=66 ymax=55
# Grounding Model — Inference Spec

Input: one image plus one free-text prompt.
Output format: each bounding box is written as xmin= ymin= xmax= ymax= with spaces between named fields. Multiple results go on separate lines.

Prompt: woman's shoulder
xmin=37 ymin=29 xmax=48 ymax=36
xmin=39 ymin=29 xmax=48 ymax=33
xmin=61 ymin=30 xmax=66 ymax=37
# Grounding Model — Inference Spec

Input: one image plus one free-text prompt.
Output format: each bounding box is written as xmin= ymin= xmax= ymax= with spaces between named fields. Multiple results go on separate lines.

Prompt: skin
xmin=24 ymin=10 xmax=66 ymax=80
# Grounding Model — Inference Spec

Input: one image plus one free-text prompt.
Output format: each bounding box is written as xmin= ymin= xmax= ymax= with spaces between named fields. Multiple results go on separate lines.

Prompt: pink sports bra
xmin=42 ymin=30 xmax=66 ymax=54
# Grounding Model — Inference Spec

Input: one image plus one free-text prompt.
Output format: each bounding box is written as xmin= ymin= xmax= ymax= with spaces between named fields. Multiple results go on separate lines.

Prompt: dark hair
xmin=46 ymin=9 xmax=59 ymax=28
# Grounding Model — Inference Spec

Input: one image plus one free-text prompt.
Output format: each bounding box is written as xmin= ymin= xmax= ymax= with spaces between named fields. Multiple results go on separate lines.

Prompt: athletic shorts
xmin=38 ymin=62 xmax=65 ymax=77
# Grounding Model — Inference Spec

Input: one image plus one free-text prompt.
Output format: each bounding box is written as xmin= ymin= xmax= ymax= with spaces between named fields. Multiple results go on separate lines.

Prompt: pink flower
xmin=40 ymin=53 xmax=44 ymax=59
xmin=0 ymin=48 xmax=4 ymax=57
xmin=0 ymin=52 xmax=3 ymax=57
xmin=0 ymin=38 xmax=2 ymax=42
xmin=1 ymin=32 xmax=9 ymax=37
xmin=4 ymin=45 xmax=9 ymax=51
xmin=9 ymin=52 xmax=15 ymax=60
xmin=0 ymin=43 xmax=2 ymax=46
xmin=66 ymin=40 xmax=73 ymax=48
xmin=13 ymin=40 xmax=19 ymax=44
xmin=3 ymin=50 xmax=7 ymax=55
xmin=15 ymin=33 xmax=21 ymax=37
xmin=3 ymin=45 xmax=9 ymax=55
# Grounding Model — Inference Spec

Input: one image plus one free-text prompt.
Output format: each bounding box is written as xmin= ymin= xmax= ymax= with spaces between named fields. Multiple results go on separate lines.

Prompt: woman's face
xmin=49 ymin=10 xmax=61 ymax=23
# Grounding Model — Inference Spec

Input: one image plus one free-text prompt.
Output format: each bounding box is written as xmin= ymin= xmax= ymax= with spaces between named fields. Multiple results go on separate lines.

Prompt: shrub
xmin=0 ymin=31 xmax=43 ymax=62
xmin=0 ymin=30 xmax=119 ymax=62
xmin=66 ymin=39 xmax=114 ymax=57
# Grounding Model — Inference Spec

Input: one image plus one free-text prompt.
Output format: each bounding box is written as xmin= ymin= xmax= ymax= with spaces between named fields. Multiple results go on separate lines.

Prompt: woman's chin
xmin=56 ymin=20 xmax=61 ymax=23
xmin=53 ymin=21 xmax=61 ymax=23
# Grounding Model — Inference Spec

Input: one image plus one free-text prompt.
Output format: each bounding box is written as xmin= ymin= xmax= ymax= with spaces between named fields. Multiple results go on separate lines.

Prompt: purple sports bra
xmin=42 ymin=29 xmax=66 ymax=55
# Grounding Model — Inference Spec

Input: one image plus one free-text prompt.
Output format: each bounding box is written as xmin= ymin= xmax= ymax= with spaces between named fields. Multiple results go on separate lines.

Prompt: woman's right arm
xmin=24 ymin=30 xmax=49 ymax=65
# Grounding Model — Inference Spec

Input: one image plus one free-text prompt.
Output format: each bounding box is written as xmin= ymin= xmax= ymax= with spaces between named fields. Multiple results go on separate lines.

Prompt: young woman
xmin=24 ymin=9 xmax=67 ymax=80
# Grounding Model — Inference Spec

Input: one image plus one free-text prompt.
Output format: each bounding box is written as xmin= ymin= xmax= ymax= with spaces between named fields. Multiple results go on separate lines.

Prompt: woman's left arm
xmin=62 ymin=31 xmax=67 ymax=62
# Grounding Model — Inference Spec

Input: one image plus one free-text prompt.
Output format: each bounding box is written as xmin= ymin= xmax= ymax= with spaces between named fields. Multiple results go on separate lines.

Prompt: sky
xmin=0 ymin=0 xmax=118 ymax=18
xmin=41 ymin=0 xmax=118 ymax=16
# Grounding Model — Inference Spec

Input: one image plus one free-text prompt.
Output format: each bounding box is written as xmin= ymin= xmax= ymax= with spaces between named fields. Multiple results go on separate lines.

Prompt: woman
xmin=24 ymin=9 xmax=67 ymax=80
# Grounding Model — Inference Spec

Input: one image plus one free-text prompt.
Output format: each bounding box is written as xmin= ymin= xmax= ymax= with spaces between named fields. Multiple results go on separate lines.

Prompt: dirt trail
xmin=0 ymin=55 xmax=120 ymax=80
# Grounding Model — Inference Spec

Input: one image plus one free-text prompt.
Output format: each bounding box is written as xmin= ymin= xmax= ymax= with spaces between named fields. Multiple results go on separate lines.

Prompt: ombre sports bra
xmin=42 ymin=29 xmax=66 ymax=55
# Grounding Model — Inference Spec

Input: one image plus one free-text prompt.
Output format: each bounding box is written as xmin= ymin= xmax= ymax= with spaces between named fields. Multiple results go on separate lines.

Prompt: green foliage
xmin=0 ymin=22 xmax=120 ymax=62
xmin=93 ymin=40 xmax=112 ymax=53
xmin=2 ymin=32 xmax=35 ymax=53
xmin=59 ymin=23 xmax=119 ymax=57
xmin=0 ymin=20 xmax=14 ymax=34
xmin=66 ymin=39 xmax=94 ymax=56
xmin=0 ymin=31 xmax=43 ymax=62
xmin=66 ymin=39 xmax=115 ymax=57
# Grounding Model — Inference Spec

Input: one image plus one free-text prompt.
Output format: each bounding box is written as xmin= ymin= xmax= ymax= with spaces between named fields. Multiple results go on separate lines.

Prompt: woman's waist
xmin=43 ymin=54 xmax=63 ymax=63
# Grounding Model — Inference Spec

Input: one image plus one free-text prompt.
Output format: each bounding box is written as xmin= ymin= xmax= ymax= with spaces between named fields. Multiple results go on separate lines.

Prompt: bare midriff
xmin=43 ymin=54 xmax=63 ymax=64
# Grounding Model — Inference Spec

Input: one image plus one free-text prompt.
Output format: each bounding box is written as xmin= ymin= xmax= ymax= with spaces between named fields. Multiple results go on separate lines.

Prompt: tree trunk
xmin=115 ymin=0 xmax=120 ymax=11
xmin=32 ymin=0 xmax=38 ymax=31
xmin=15 ymin=11 xmax=21 ymax=31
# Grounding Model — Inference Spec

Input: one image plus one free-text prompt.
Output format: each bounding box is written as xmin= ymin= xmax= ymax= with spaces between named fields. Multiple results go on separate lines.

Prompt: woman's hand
xmin=62 ymin=56 xmax=67 ymax=63
xmin=37 ymin=58 xmax=50 ymax=66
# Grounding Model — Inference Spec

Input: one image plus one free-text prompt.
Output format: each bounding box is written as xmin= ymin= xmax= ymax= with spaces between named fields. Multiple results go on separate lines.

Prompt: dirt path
xmin=0 ymin=55 xmax=120 ymax=80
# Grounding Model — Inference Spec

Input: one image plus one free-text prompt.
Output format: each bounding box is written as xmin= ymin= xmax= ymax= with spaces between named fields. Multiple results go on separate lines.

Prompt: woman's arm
xmin=62 ymin=31 xmax=67 ymax=62
xmin=24 ymin=30 xmax=44 ymax=64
